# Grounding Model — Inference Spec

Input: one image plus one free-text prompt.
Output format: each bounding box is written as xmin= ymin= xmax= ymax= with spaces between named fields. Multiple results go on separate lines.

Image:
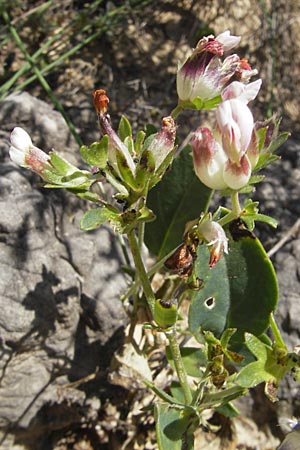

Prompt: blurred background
xmin=1 ymin=0 xmax=299 ymax=146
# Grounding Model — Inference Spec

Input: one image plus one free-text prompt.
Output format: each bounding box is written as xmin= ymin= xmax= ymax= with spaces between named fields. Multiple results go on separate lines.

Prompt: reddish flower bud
xmin=148 ymin=116 xmax=176 ymax=169
xmin=93 ymin=89 xmax=109 ymax=115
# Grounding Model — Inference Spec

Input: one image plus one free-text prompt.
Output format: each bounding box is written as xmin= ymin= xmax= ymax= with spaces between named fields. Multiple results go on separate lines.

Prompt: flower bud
xmin=148 ymin=116 xmax=176 ymax=169
xmin=93 ymin=89 xmax=109 ymax=115
xmin=192 ymin=128 xmax=227 ymax=190
xmin=95 ymin=91 xmax=136 ymax=177
xmin=9 ymin=127 xmax=51 ymax=175
xmin=198 ymin=219 xmax=228 ymax=268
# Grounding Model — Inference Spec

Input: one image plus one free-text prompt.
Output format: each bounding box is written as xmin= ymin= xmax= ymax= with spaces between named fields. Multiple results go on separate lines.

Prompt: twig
xmin=267 ymin=218 xmax=300 ymax=258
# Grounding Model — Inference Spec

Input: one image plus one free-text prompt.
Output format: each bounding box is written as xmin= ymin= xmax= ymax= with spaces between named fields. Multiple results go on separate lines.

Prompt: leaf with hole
xmin=189 ymin=233 xmax=278 ymax=344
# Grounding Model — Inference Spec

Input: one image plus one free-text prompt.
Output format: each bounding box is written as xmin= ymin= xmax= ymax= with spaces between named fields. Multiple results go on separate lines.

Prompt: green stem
xmin=122 ymin=245 xmax=184 ymax=302
xmin=231 ymin=191 xmax=242 ymax=217
xmin=218 ymin=192 xmax=242 ymax=227
xmin=217 ymin=211 xmax=236 ymax=227
xmin=171 ymin=104 xmax=183 ymax=119
xmin=166 ymin=326 xmax=193 ymax=405
xmin=269 ymin=313 xmax=287 ymax=350
xmin=127 ymin=229 xmax=156 ymax=315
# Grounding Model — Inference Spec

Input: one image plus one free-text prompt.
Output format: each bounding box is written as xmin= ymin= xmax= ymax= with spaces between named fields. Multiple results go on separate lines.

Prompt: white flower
xmin=198 ymin=219 xmax=228 ymax=268
xmin=9 ymin=127 xmax=50 ymax=173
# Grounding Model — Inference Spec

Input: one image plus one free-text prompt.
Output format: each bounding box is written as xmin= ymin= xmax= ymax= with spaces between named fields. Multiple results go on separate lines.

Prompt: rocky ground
xmin=1 ymin=1 xmax=300 ymax=449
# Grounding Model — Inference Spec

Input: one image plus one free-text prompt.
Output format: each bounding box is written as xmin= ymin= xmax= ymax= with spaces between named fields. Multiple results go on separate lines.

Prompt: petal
xmin=222 ymin=80 xmax=262 ymax=103
xmin=223 ymin=154 xmax=251 ymax=190
xmin=10 ymin=127 xmax=32 ymax=152
xmin=9 ymin=145 xmax=26 ymax=167
xmin=217 ymin=99 xmax=254 ymax=159
xmin=216 ymin=30 xmax=241 ymax=52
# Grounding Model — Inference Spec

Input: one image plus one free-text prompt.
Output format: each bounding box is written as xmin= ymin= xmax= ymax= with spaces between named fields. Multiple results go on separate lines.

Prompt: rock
xmin=0 ymin=93 xmax=128 ymax=449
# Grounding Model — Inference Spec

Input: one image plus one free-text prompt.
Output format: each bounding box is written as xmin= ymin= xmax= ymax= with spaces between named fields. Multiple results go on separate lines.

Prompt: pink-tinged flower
xmin=192 ymin=128 xmax=228 ymax=190
xmin=148 ymin=116 xmax=176 ymax=169
xmin=192 ymin=125 xmax=252 ymax=191
xmin=216 ymin=98 xmax=254 ymax=163
xmin=176 ymin=31 xmax=241 ymax=103
xmin=9 ymin=127 xmax=51 ymax=175
xmin=221 ymin=80 xmax=262 ymax=103
xmin=198 ymin=219 xmax=228 ymax=268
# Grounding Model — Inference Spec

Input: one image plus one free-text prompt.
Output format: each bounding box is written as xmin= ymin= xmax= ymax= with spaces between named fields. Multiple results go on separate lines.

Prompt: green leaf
xmin=202 ymin=94 xmax=222 ymax=109
xmin=80 ymin=137 xmax=108 ymax=168
xmin=166 ymin=347 xmax=207 ymax=378
xmin=43 ymin=170 xmax=90 ymax=189
xmin=80 ymin=207 xmax=119 ymax=231
xmin=118 ymin=115 xmax=132 ymax=141
xmin=254 ymin=153 xmax=280 ymax=172
xmin=135 ymin=130 xmax=146 ymax=155
xmin=134 ymin=149 xmax=156 ymax=193
xmin=155 ymin=403 xmax=192 ymax=450
xmin=216 ymin=402 xmax=240 ymax=418
xmin=145 ymin=146 xmax=212 ymax=258
xmin=144 ymin=380 xmax=184 ymax=406
xmin=265 ymin=131 xmax=290 ymax=154
xmin=189 ymin=234 xmax=278 ymax=344
xmin=115 ymin=148 xmax=136 ymax=189
xmin=49 ymin=151 xmax=80 ymax=176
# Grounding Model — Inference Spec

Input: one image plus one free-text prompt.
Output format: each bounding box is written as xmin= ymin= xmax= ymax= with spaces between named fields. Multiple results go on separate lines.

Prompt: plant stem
xmin=231 ymin=191 xmax=242 ymax=217
xmin=166 ymin=326 xmax=193 ymax=405
xmin=269 ymin=313 xmax=287 ymax=350
xmin=127 ymin=229 xmax=156 ymax=315
xmin=216 ymin=193 xmax=242 ymax=227
xmin=171 ymin=104 xmax=183 ymax=119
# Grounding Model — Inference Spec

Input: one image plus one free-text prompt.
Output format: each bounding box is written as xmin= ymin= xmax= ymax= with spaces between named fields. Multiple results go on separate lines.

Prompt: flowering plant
xmin=10 ymin=30 xmax=298 ymax=448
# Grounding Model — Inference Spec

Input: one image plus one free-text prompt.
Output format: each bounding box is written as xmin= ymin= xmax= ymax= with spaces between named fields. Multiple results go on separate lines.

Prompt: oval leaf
xmin=189 ymin=234 xmax=278 ymax=344
xmin=80 ymin=207 xmax=118 ymax=231
xmin=155 ymin=403 xmax=191 ymax=450
xmin=145 ymin=146 xmax=212 ymax=258
xmin=80 ymin=137 xmax=108 ymax=168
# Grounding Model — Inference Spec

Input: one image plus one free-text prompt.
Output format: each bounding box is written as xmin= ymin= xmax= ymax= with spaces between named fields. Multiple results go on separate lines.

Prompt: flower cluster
xmin=178 ymin=30 xmax=261 ymax=191
xmin=177 ymin=30 xmax=257 ymax=107
xmin=192 ymin=80 xmax=261 ymax=190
